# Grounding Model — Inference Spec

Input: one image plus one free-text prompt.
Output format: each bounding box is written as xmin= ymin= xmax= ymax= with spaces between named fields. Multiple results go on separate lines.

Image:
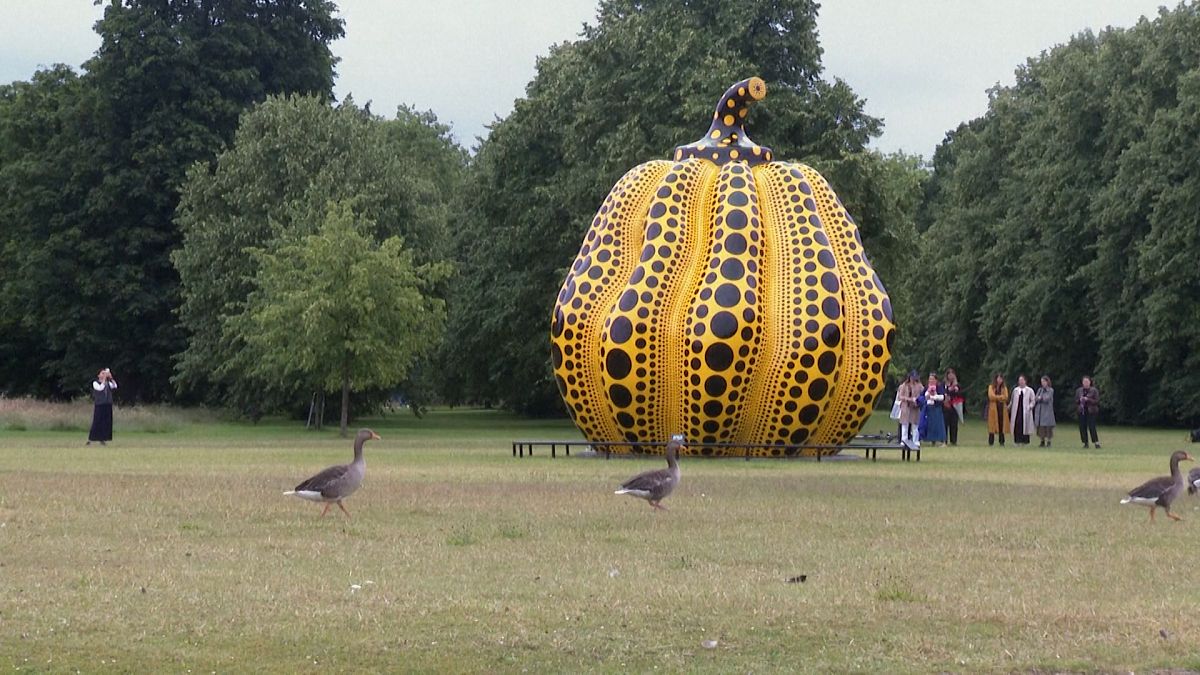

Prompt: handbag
xmin=889 ymin=393 xmax=901 ymax=420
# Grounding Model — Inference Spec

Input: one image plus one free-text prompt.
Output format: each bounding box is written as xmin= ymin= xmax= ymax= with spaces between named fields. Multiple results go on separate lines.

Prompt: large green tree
xmin=234 ymin=203 xmax=450 ymax=435
xmin=441 ymin=0 xmax=907 ymax=414
xmin=173 ymin=95 xmax=461 ymax=416
xmin=901 ymin=4 xmax=1200 ymax=425
xmin=0 ymin=0 xmax=343 ymax=400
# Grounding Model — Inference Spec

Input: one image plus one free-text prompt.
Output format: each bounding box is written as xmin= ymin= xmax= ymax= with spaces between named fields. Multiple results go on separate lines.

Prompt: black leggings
xmin=946 ymin=409 xmax=959 ymax=444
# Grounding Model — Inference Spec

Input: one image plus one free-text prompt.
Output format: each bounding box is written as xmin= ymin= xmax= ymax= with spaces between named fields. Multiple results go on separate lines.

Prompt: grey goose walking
xmin=615 ymin=434 xmax=683 ymax=510
xmin=1120 ymin=450 xmax=1194 ymax=522
xmin=285 ymin=428 xmax=380 ymax=517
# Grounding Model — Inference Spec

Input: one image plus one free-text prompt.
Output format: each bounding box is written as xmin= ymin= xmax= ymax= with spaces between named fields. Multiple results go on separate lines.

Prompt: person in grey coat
xmin=1034 ymin=375 xmax=1056 ymax=447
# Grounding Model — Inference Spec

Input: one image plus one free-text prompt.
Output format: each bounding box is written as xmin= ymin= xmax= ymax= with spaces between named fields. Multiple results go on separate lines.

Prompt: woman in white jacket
xmin=1008 ymin=374 xmax=1036 ymax=446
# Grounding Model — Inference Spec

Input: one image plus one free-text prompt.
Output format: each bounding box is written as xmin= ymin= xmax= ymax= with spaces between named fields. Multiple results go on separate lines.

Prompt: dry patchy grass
xmin=1 ymin=410 xmax=1199 ymax=672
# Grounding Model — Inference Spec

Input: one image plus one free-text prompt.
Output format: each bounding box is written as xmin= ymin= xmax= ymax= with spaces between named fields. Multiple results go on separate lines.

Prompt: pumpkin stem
xmin=674 ymin=77 xmax=774 ymax=166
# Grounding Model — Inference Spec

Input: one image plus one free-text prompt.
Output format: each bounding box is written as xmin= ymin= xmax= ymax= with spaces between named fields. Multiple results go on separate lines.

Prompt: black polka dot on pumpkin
xmin=616 ymin=412 xmax=635 ymax=429
xmin=798 ymin=404 xmax=820 ymax=424
xmin=610 ymin=316 xmax=633 ymax=344
xmin=726 ymin=209 xmax=748 ymax=229
xmin=609 ymin=384 xmax=632 ymax=408
xmin=703 ymin=400 xmax=723 ymax=417
xmin=817 ymin=351 xmax=837 ymax=375
xmin=820 ymin=272 xmax=840 ymax=293
xmin=606 ymin=349 xmax=632 ymax=379
xmin=705 ymin=343 xmax=734 ymax=371
xmin=704 ymin=376 xmax=726 ymax=397
xmin=720 ymin=258 xmax=744 ymax=280
xmin=711 ymin=311 xmax=738 ymax=339
xmin=821 ymin=297 xmax=841 ymax=320
xmin=726 ymin=232 xmax=747 ymax=254
xmin=822 ymin=324 xmax=841 ymax=348
xmin=715 ymin=284 xmax=740 ymax=307
xmin=618 ymin=289 xmax=637 ymax=311
xmin=808 ymin=378 xmax=829 ymax=400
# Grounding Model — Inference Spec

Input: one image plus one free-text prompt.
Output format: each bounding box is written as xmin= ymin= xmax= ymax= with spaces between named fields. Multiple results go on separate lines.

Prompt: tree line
xmin=1 ymin=0 xmax=1196 ymax=428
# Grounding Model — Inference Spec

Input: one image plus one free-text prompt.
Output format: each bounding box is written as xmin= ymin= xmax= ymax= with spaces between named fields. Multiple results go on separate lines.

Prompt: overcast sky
xmin=0 ymin=0 xmax=1171 ymax=158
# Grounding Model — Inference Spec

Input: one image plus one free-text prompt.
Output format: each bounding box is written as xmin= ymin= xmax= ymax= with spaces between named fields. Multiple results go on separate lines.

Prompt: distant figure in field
xmin=986 ymin=373 xmax=1009 ymax=447
xmin=1009 ymin=374 xmax=1035 ymax=446
xmin=896 ymin=370 xmax=924 ymax=449
xmin=1034 ymin=375 xmax=1056 ymax=447
xmin=87 ymin=368 xmax=117 ymax=446
xmin=1075 ymin=375 xmax=1101 ymax=449
xmin=943 ymin=368 xmax=964 ymax=446
xmin=918 ymin=372 xmax=947 ymax=446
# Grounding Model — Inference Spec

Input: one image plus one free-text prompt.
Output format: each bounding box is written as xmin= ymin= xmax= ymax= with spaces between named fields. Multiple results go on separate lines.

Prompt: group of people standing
xmin=894 ymin=368 xmax=965 ymax=448
xmin=985 ymin=374 xmax=1101 ymax=448
xmin=896 ymin=370 xmax=1103 ymax=449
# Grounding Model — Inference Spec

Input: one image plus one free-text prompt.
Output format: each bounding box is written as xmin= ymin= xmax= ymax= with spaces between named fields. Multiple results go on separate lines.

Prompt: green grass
xmin=1 ymin=409 xmax=1199 ymax=673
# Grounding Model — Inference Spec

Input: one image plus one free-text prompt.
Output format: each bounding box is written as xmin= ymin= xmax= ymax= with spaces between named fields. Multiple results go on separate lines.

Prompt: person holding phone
xmin=87 ymin=368 xmax=118 ymax=445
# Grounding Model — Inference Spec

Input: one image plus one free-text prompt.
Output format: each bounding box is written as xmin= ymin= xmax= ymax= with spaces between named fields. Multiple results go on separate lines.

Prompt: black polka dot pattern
xmin=549 ymin=80 xmax=894 ymax=457
xmin=798 ymin=165 xmax=894 ymax=447
xmin=739 ymin=162 xmax=844 ymax=455
xmin=674 ymin=77 xmax=774 ymax=167
xmin=598 ymin=159 xmax=710 ymax=443
xmin=681 ymin=163 xmax=763 ymax=447
xmin=551 ymin=160 xmax=672 ymax=442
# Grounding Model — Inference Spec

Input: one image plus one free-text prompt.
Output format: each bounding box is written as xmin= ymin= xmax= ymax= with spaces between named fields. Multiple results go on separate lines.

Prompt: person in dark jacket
xmin=944 ymin=368 xmax=964 ymax=446
xmin=1075 ymin=375 xmax=1100 ymax=449
xmin=87 ymin=368 xmax=118 ymax=445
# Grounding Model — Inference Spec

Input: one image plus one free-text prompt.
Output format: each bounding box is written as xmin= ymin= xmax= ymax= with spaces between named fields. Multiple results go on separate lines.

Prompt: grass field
xmin=2 ymin=408 xmax=1198 ymax=673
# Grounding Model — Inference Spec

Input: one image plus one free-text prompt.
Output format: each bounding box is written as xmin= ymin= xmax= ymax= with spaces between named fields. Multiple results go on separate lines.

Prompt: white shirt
xmin=93 ymin=380 xmax=117 ymax=391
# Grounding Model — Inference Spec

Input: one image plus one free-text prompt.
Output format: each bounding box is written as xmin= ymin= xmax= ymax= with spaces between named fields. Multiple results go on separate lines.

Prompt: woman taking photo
xmin=87 ymin=368 xmax=117 ymax=446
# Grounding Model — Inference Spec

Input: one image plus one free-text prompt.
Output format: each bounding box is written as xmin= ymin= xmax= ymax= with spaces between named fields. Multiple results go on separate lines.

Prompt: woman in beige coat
xmin=896 ymin=370 xmax=924 ymax=449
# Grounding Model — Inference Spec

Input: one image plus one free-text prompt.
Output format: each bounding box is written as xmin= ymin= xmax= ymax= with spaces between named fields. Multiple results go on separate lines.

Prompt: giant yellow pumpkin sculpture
xmin=550 ymin=77 xmax=894 ymax=456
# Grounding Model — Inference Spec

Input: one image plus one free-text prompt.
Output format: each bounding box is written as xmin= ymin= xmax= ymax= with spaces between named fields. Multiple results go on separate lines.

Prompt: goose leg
xmin=1167 ymin=510 xmax=1182 ymax=522
xmin=320 ymin=502 xmax=332 ymax=517
xmin=337 ymin=500 xmax=352 ymax=517
xmin=651 ymin=501 xmax=668 ymax=511
xmin=1149 ymin=506 xmax=1156 ymax=523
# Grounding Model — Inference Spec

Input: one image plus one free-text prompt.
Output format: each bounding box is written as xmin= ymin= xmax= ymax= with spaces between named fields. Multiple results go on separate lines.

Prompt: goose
xmin=1120 ymin=450 xmax=1194 ymax=522
xmin=615 ymin=434 xmax=683 ymax=510
xmin=1189 ymin=466 xmax=1200 ymax=496
xmin=284 ymin=428 xmax=380 ymax=517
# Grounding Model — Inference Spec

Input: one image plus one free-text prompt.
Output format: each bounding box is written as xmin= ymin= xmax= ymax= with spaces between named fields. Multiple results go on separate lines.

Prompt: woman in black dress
xmin=87 ymin=368 xmax=117 ymax=445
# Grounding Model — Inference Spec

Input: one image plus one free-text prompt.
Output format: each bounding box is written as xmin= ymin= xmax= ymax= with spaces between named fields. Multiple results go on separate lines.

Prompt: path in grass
xmin=1 ymin=409 xmax=1197 ymax=672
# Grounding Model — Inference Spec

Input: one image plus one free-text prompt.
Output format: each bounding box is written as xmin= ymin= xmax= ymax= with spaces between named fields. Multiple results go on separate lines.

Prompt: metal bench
xmin=512 ymin=432 xmax=917 ymax=461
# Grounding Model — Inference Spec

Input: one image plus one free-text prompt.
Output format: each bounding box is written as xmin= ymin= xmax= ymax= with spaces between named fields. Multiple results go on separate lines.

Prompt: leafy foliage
xmin=0 ymin=0 xmax=344 ymax=400
xmin=441 ymin=0 xmax=915 ymax=414
xmin=234 ymin=203 xmax=450 ymax=434
xmin=173 ymin=95 xmax=461 ymax=417
xmin=899 ymin=4 xmax=1200 ymax=425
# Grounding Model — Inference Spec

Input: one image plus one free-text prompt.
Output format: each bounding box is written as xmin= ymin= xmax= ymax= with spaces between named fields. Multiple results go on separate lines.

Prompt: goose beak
xmin=371 ymin=432 xmax=382 ymax=441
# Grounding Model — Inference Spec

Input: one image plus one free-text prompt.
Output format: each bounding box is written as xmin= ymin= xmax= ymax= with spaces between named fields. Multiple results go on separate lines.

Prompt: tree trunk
xmin=340 ymin=365 xmax=351 ymax=437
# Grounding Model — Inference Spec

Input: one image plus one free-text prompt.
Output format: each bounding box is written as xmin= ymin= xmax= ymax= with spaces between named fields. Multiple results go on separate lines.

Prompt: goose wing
xmin=294 ymin=463 xmax=351 ymax=497
xmin=619 ymin=467 xmax=673 ymax=496
xmin=1127 ymin=475 xmax=1174 ymax=502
